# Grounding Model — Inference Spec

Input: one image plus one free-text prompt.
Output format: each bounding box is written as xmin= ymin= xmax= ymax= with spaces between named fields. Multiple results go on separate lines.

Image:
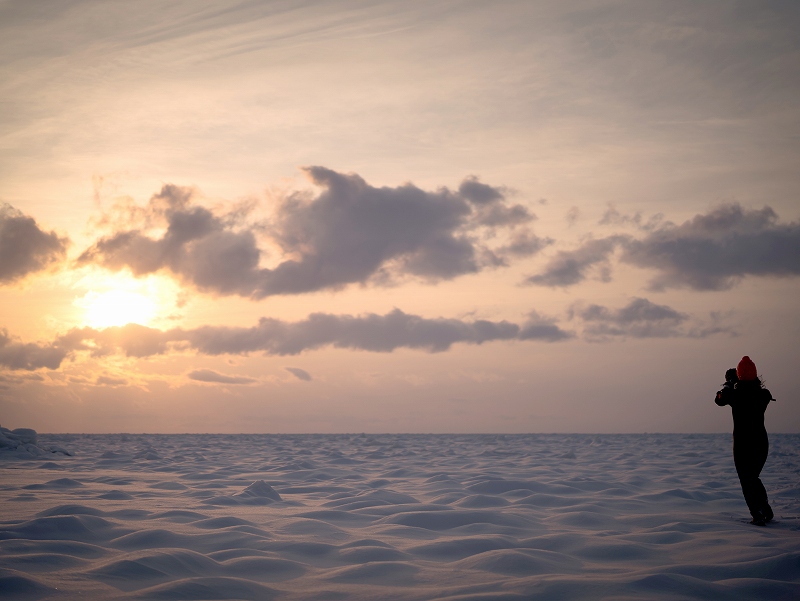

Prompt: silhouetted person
xmin=715 ymin=356 xmax=775 ymax=526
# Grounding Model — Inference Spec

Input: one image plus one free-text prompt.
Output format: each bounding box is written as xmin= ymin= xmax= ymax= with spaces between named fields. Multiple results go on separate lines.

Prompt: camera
xmin=722 ymin=367 xmax=738 ymax=390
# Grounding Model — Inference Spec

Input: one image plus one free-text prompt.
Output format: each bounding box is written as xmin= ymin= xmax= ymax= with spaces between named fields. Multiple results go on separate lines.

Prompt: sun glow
xmin=74 ymin=272 xmax=178 ymax=329
xmin=80 ymin=289 xmax=158 ymax=328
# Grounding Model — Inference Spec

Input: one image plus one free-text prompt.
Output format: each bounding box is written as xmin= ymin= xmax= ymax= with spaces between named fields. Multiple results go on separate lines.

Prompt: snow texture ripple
xmin=1 ymin=433 xmax=799 ymax=600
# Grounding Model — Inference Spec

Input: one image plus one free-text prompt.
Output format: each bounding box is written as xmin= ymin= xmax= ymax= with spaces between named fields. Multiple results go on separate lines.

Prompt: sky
xmin=1 ymin=0 xmax=799 ymax=433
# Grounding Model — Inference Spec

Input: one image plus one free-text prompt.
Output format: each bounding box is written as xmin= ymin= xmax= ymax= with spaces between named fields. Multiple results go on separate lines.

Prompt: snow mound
xmin=236 ymin=480 xmax=282 ymax=502
xmin=0 ymin=426 xmax=72 ymax=458
xmin=201 ymin=480 xmax=283 ymax=506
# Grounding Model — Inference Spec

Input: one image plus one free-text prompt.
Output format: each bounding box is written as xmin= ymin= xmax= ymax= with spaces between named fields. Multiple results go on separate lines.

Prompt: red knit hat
xmin=737 ymin=356 xmax=758 ymax=381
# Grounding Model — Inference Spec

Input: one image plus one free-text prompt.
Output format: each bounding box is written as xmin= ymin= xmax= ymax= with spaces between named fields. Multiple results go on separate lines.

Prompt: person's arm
xmin=715 ymin=368 xmax=738 ymax=406
xmin=715 ymin=385 xmax=733 ymax=406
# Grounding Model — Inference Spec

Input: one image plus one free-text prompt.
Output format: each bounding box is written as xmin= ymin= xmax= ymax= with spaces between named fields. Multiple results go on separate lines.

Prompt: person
xmin=715 ymin=356 xmax=775 ymax=526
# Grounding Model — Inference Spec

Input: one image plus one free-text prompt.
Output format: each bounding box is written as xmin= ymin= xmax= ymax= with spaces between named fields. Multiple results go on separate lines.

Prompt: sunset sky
xmin=1 ymin=0 xmax=798 ymax=433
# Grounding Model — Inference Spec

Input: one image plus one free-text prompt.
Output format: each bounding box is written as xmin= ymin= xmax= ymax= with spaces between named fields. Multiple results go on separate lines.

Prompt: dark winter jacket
xmin=715 ymin=379 xmax=773 ymax=439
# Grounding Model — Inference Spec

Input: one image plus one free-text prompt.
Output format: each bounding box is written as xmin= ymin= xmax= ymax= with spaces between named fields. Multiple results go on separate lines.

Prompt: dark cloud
xmin=78 ymin=185 xmax=262 ymax=296
xmin=187 ymin=369 xmax=256 ymax=385
xmin=518 ymin=311 xmax=574 ymax=342
xmin=526 ymin=203 xmax=800 ymax=290
xmin=261 ymin=167 xmax=536 ymax=291
xmin=525 ymin=236 xmax=626 ymax=287
xmin=0 ymin=204 xmax=69 ymax=284
xmin=569 ymin=297 xmax=732 ymax=340
xmin=621 ymin=203 xmax=800 ymax=290
xmin=0 ymin=330 xmax=68 ymax=371
xmin=285 ymin=367 xmax=312 ymax=381
xmin=184 ymin=309 xmax=524 ymax=355
xmin=499 ymin=229 xmax=553 ymax=258
xmin=3 ymin=308 xmax=572 ymax=371
xmin=473 ymin=202 xmax=534 ymax=228
xmin=2 ymin=296 xmax=732 ymax=370
xmin=96 ymin=375 xmax=127 ymax=387
xmin=458 ymin=176 xmax=506 ymax=205
xmin=79 ymin=168 xmax=543 ymax=297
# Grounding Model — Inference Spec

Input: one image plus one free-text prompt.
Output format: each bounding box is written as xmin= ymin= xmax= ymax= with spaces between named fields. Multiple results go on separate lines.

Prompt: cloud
xmin=498 ymin=229 xmax=553 ymax=258
xmin=184 ymin=309 xmax=525 ymax=355
xmin=526 ymin=203 xmax=800 ymax=290
xmin=524 ymin=236 xmax=625 ymax=287
xmin=569 ymin=297 xmax=733 ymax=340
xmin=96 ymin=375 xmax=127 ymax=386
xmin=187 ymin=369 xmax=257 ymax=385
xmin=599 ymin=204 xmax=663 ymax=231
xmin=79 ymin=168 xmax=545 ymax=298
xmin=0 ymin=330 xmax=68 ymax=371
xmin=1 ymin=299 xmax=733 ymax=371
xmin=620 ymin=203 xmax=800 ymax=290
xmin=0 ymin=204 xmax=69 ymax=284
xmin=458 ymin=176 xmax=506 ymax=205
xmin=566 ymin=206 xmax=580 ymax=227
xmin=78 ymin=184 xmax=262 ymax=296
xmin=518 ymin=311 xmax=574 ymax=342
xmin=285 ymin=367 xmax=312 ymax=381
xmin=57 ymin=323 xmax=173 ymax=359
xmin=1 ymin=308 xmax=572 ymax=371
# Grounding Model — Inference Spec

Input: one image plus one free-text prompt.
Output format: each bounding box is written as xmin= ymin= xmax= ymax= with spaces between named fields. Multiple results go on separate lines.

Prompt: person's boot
xmin=762 ymin=505 xmax=774 ymax=523
xmin=750 ymin=510 xmax=766 ymax=526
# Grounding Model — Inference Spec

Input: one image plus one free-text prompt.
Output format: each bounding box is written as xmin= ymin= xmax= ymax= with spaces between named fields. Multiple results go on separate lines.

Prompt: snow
xmin=0 ymin=425 xmax=72 ymax=458
xmin=1 ymin=433 xmax=799 ymax=600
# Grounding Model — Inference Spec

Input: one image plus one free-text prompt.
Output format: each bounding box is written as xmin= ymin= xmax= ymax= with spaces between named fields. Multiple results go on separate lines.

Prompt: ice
xmin=0 ymin=425 xmax=72 ymax=458
xmin=1 ymin=433 xmax=799 ymax=600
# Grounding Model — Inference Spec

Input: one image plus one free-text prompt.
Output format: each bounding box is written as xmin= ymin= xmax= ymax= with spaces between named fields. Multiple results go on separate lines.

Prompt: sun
xmin=80 ymin=289 xmax=158 ymax=328
xmin=73 ymin=271 xmax=176 ymax=329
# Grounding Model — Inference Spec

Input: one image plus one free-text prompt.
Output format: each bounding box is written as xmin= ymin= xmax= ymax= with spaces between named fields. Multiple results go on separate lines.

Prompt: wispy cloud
xmin=285 ymin=367 xmax=312 ymax=382
xmin=569 ymin=297 xmax=735 ymax=341
xmin=187 ymin=369 xmax=256 ymax=385
xmin=524 ymin=236 xmax=625 ymax=287
xmin=96 ymin=375 xmax=128 ymax=387
xmin=599 ymin=204 xmax=663 ymax=231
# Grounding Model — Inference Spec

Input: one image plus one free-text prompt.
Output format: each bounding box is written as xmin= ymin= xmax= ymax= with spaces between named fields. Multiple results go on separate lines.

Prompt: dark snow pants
xmin=733 ymin=434 xmax=770 ymax=519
